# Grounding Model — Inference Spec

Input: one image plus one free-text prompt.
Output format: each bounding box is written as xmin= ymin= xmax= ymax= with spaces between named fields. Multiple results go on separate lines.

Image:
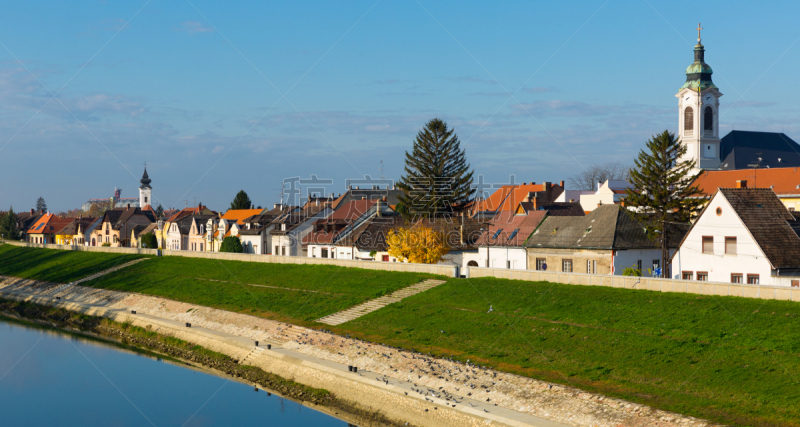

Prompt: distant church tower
xmin=676 ymin=24 xmax=723 ymax=170
xmin=139 ymin=165 xmax=152 ymax=208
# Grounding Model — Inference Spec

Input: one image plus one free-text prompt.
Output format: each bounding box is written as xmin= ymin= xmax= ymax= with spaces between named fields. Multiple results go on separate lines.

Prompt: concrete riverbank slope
xmin=0 ymin=275 xmax=719 ymax=427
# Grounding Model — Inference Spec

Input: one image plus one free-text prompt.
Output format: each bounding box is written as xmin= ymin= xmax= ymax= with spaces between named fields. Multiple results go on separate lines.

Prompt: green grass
xmin=78 ymin=255 xmax=439 ymax=322
xmin=331 ymin=277 xmax=800 ymax=427
xmin=5 ymin=245 xmax=800 ymax=426
xmin=0 ymin=244 xmax=146 ymax=283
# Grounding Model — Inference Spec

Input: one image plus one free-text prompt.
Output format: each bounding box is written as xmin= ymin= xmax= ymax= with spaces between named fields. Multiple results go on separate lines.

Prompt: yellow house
xmin=157 ymin=205 xmax=216 ymax=249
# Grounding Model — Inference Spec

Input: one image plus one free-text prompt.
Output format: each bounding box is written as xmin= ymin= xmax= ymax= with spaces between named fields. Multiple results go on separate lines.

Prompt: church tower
xmin=676 ymin=24 xmax=723 ymax=170
xmin=139 ymin=166 xmax=152 ymax=208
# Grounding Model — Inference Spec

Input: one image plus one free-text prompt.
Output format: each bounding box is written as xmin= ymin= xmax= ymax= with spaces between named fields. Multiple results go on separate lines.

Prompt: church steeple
xmin=140 ymin=166 xmax=152 ymax=189
xmin=676 ymin=24 xmax=723 ymax=171
xmin=681 ymin=23 xmax=717 ymax=91
xmin=139 ymin=164 xmax=153 ymax=208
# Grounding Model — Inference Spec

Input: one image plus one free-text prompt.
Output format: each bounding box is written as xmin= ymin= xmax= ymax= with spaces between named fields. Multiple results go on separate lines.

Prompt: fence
xmin=5 ymin=241 xmax=800 ymax=302
xmin=3 ymin=241 xmax=456 ymax=276
xmin=467 ymin=266 xmax=800 ymax=302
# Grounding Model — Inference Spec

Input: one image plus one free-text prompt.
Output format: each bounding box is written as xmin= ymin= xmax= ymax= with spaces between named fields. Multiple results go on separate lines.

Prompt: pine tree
xmin=155 ymin=204 xmax=164 ymax=218
xmin=0 ymin=207 xmax=20 ymax=240
xmin=230 ymin=190 xmax=253 ymax=210
xmin=397 ymin=119 xmax=475 ymax=218
xmin=625 ymin=130 xmax=707 ymax=277
xmin=36 ymin=197 xmax=47 ymax=212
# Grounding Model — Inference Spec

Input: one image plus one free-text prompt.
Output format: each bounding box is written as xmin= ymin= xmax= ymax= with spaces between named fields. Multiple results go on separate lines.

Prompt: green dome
xmin=680 ymin=43 xmax=718 ymax=91
xmin=685 ymin=62 xmax=713 ymax=75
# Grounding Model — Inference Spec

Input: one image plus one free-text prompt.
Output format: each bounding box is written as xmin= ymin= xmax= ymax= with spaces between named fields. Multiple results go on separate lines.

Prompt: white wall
xmin=478 ymin=246 xmax=527 ymax=269
xmin=671 ymin=192 xmax=773 ymax=284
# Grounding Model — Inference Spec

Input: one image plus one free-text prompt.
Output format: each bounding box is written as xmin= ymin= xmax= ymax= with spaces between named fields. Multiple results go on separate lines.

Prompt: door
xmin=382 ymin=255 xmax=389 ymax=262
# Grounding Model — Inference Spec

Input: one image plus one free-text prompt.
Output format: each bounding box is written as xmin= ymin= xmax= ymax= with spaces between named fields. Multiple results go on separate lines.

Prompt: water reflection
xmin=0 ymin=317 xmax=352 ymax=427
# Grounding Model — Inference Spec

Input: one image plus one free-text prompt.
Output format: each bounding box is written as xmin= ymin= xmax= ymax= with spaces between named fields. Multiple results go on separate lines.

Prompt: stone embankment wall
xmin=0 ymin=275 xmax=720 ymax=427
xmin=7 ymin=240 xmax=800 ymax=302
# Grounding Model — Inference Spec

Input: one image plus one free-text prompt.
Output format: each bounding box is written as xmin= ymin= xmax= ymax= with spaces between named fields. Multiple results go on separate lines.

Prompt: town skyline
xmin=3 ymin=1 xmax=800 ymax=212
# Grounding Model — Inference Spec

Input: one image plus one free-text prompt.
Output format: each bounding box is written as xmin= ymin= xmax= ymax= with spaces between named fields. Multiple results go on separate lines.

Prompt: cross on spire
xmin=697 ymin=23 xmax=703 ymax=43
xmin=143 ymin=161 xmax=148 ymax=167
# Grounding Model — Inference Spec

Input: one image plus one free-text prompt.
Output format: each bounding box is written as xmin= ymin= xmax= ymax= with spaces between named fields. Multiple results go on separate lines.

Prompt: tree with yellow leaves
xmin=387 ymin=225 xmax=450 ymax=264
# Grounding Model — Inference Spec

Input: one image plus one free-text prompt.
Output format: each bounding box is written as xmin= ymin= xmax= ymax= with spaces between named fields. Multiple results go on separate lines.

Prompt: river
xmin=0 ymin=316 xmax=353 ymax=426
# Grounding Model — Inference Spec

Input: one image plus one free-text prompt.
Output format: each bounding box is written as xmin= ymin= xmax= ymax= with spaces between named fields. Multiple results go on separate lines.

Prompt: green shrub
xmin=140 ymin=233 xmax=158 ymax=249
xmin=219 ymin=235 xmax=243 ymax=253
xmin=101 ymin=242 xmax=111 ymax=247
xmin=621 ymin=264 xmax=641 ymax=276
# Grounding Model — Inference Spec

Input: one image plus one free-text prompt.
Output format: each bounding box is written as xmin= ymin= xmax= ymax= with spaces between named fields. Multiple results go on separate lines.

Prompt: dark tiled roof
xmin=719 ymin=131 xmax=800 ymax=170
xmin=719 ymin=188 xmax=800 ymax=268
xmin=525 ymin=205 xmax=686 ymax=250
xmin=331 ymin=188 xmax=402 ymax=209
xmin=518 ymin=202 xmax=585 ymax=217
xmin=413 ymin=216 xmax=489 ymax=250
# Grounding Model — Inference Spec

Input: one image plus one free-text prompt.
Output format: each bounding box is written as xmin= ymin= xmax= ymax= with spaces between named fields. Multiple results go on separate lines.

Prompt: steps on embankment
xmin=316 ymin=279 xmax=446 ymax=326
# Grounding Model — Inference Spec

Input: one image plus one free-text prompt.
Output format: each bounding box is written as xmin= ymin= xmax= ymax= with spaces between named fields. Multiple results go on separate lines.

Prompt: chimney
xmin=559 ymin=180 xmax=564 ymax=188
xmin=376 ymin=199 xmax=382 ymax=217
xmin=316 ymin=199 xmax=320 ymax=206
xmin=30 ymin=209 xmax=34 ymax=214
xmin=127 ymin=204 xmax=131 ymax=210
xmin=621 ymin=200 xmax=626 ymax=207
xmin=362 ymin=196 xmax=367 ymax=200
xmin=569 ymin=199 xmax=575 ymax=203
xmin=598 ymin=201 xmax=603 ymax=208
xmin=736 ymin=180 xmax=747 ymax=188
xmin=382 ymin=196 xmax=387 ymax=202
xmin=532 ymin=194 xmax=539 ymax=211
xmin=274 ymin=203 xmax=283 ymax=210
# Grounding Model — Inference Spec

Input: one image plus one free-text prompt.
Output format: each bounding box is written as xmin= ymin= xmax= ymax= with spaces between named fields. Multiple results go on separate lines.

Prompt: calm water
xmin=0 ymin=317 xmax=352 ymax=427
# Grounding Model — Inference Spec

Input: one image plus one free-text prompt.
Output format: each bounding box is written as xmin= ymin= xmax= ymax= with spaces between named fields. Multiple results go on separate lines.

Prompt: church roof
xmin=139 ymin=167 xmax=152 ymax=189
xmin=719 ymin=130 xmax=800 ymax=170
xmin=680 ymin=43 xmax=718 ymax=91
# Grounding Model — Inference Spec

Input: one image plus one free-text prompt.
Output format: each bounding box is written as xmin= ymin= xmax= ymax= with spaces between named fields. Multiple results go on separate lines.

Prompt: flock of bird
xmin=276 ymin=324 xmax=513 ymax=414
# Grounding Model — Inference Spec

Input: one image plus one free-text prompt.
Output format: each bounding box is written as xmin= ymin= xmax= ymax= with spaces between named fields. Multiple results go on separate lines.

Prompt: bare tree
xmin=568 ymin=161 xmax=631 ymax=191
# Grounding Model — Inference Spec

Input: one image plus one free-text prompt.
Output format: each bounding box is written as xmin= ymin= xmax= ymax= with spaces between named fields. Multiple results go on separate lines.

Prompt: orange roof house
xmin=691 ymin=167 xmax=800 ymax=212
xmin=26 ymin=214 xmax=73 ymax=244
xmin=473 ymin=181 xmax=564 ymax=215
xmin=220 ymin=209 xmax=263 ymax=225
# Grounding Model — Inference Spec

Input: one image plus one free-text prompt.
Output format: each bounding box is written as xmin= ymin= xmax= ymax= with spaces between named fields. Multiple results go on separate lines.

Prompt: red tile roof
xmin=221 ymin=209 xmax=263 ymax=225
xmin=692 ymin=167 xmax=800 ymax=196
xmin=327 ymin=200 xmax=376 ymax=221
xmin=474 ymin=182 xmax=563 ymax=213
xmin=27 ymin=214 xmax=73 ymax=235
xmin=476 ymin=210 xmax=547 ymax=246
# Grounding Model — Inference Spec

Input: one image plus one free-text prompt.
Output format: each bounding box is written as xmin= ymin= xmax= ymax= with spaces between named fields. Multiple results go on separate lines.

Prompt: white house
xmin=271 ymin=204 xmax=333 ymax=257
xmin=304 ymin=199 xmax=394 ymax=259
xmin=671 ymin=188 xmax=800 ymax=286
xmin=579 ymin=180 xmax=633 ymax=213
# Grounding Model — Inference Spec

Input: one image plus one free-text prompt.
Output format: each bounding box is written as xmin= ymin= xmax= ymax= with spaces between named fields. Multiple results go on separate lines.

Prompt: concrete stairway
xmin=316 ymin=279 xmax=447 ymax=326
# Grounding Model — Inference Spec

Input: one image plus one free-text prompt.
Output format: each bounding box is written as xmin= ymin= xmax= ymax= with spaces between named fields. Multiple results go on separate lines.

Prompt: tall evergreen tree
xmin=155 ymin=204 xmax=164 ymax=218
xmin=0 ymin=207 xmax=20 ymax=240
xmin=625 ymin=130 xmax=707 ymax=277
xmin=230 ymin=190 xmax=253 ymax=210
xmin=396 ymin=119 xmax=474 ymax=218
xmin=35 ymin=197 xmax=47 ymax=212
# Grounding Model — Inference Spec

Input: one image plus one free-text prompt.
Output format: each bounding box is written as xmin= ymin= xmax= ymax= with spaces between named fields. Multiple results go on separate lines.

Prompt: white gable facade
xmin=671 ymin=191 xmax=772 ymax=285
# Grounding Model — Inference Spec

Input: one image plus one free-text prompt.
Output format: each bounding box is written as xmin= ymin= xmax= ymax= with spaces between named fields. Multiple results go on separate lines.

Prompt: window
xmin=275 ymin=245 xmax=279 ymax=255
xmin=684 ymin=106 xmax=694 ymax=134
xmin=653 ymin=259 xmax=660 ymax=271
xmin=702 ymin=236 xmax=713 ymax=254
xmin=725 ymin=237 xmax=737 ymax=255
xmin=507 ymin=229 xmax=519 ymax=241
xmin=321 ymin=248 xmax=328 ymax=258
xmin=535 ymin=258 xmax=546 ymax=271
xmin=697 ymin=272 xmax=708 ymax=281
xmin=281 ymin=246 xmax=286 ymax=256
xmin=747 ymin=274 xmax=759 ymax=285
xmin=491 ymin=229 xmax=503 ymax=239
xmin=467 ymin=260 xmax=478 ymax=267
xmin=704 ymin=106 xmax=713 ymax=133
xmin=792 ymin=280 xmax=799 ymax=288
xmin=682 ymin=271 xmax=693 ymax=280
xmin=562 ymin=259 xmax=573 ymax=273
xmin=636 ymin=260 xmax=642 ymax=271
xmin=586 ymin=260 xmax=596 ymax=274
xmin=200 ymin=243 xmax=204 ymax=252
xmin=716 ymin=207 xmax=722 ymax=216
xmin=312 ymin=248 xmax=316 ymax=257
xmin=382 ymin=255 xmax=389 ymax=262
xmin=731 ymin=273 xmax=743 ymax=284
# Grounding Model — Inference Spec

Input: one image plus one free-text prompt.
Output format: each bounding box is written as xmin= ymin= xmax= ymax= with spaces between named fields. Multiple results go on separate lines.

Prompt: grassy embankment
xmin=0 ymin=244 xmax=147 ymax=283
xmin=3 ymin=245 xmax=800 ymax=426
xmin=0 ymin=244 xmax=440 ymax=323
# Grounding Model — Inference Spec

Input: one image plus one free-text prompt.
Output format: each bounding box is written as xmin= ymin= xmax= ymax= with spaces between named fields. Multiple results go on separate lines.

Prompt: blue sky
xmin=2 ymin=0 xmax=800 ymax=212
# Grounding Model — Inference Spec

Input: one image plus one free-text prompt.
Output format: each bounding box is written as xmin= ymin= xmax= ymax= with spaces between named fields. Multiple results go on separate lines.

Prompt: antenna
xmin=380 ymin=160 xmax=385 ymax=183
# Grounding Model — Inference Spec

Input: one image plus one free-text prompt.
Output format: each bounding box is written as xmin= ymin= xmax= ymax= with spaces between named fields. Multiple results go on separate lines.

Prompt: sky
xmin=2 ymin=0 xmax=800 ymax=212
